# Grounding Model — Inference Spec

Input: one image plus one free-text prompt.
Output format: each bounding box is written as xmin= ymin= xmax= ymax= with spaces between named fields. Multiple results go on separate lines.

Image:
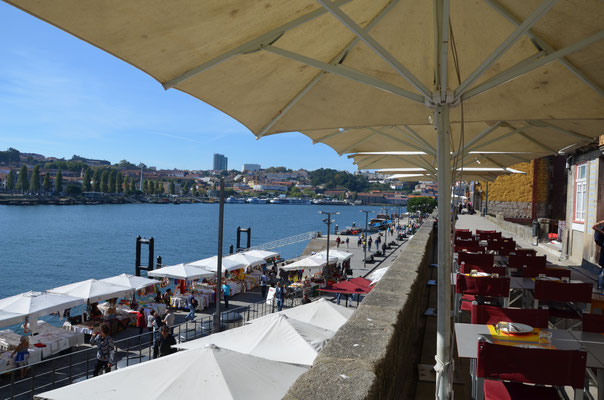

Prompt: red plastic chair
xmin=456 ymin=274 xmax=510 ymax=312
xmin=455 ymin=230 xmax=473 ymax=239
xmin=508 ymin=255 xmax=546 ymax=269
xmin=582 ymin=313 xmax=604 ymax=332
xmin=534 ymin=280 xmax=593 ymax=320
xmin=477 ymin=339 xmax=586 ymax=400
xmin=458 ymin=252 xmax=494 ymax=269
xmin=477 ymin=232 xmax=502 ymax=241
xmin=460 ymin=263 xmax=506 ymax=276
xmin=455 ymin=245 xmax=485 ymax=254
xmin=509 ymin=248 xmax=537 ymax=256
xmin=486 ymin=241 xmax=516 ymax=255
xmin=476 ymin=230 xmax=497 ymax=234
xmin=455 ymin=237 xmax=479 ymax=246
xmin=470 ymin=303 xmax=549 ymax=328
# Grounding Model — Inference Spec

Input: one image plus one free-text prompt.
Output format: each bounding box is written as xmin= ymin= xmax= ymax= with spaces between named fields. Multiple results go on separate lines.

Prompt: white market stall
xmin=250 ymin=298 xmax=355 ymax=332
xmin=147 ymin=263 xmax=214 ymax=281
xmin=224 ymin=253 xmax=266 ymax=269
xmin=49 ymin=279 xmax=134 ymax=304
xmin=100 ymin=273 xmax=160 ymax=291
xmin=281 ymin=255 xmax=337 ymax=275
xmin=0 ymin=310 xmax=26 ymax=328
xmin=176 ymin=314 xmax=334 ymax=366
xmin=0 ymin=291 xmax=85 ymax=321
xmin=316 ymin=250 xmax=353 ymax=263
xmin=243 ymin=250 xmax=280 ymax=262
xmin=34 ymin=344 xmax=308 ymax=400
xmin=188 ymin=256 xmax=246 ymax=272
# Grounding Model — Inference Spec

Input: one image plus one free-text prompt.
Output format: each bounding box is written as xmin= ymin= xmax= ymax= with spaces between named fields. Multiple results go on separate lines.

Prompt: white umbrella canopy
xmin=0 ymin=310 xmax=27 ymax=327
xmin=316 ymin=249 xmax=353 ymax=262
xmin=100 ymin=273 xmax=160 ymax=291
xmin=147 ymin=263 xmax=214 ymax=280
xmin=281 ymin=255 xmax=336 ymax=272
xmin=0 ymin=291 xmax=85 ymax=319
xmin=34 ymin=344 xmax=308 ymax=400
xmin=176 ymin=314 xmax=334 ymax=366
xmin=224 ymin=253 xmax=266 ymax=268
xmin=243 ymin=250 xmax=280 ymax=261
xmin=385 ymin=167 xmax=526 ymax=182
xmin=249 ymin=298 xmax=355 ymax=332
xmin=188 ymin=256 xmax=246 ymax=272
xmin=49 ymin=279 xmax=135 ymax=304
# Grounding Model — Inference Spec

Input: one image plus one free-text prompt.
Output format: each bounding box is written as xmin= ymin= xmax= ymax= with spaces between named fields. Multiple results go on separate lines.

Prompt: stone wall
xmin=285 ymin=218 xmax=435 ymax=400
xmin=487 ymin=201 xmax=532 ymax=219
xmin=485 ymin=214 xmax=533 ymax=242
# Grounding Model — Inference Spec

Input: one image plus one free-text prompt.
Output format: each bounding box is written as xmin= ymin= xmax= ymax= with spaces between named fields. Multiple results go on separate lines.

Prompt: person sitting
xmin=11 ymin=335 xmax=30 ymax=378
xmin=89 ymin=303 xmax=103 ymax=319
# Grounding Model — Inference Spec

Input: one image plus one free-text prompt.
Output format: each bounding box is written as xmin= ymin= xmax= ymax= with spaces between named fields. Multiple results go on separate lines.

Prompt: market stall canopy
xmin=49 ymin=279 xmax=134 ymax=304
xmin=316 ymin=250 xmax=353 ymax=262
xmin=0 ymin=291 xmax=85 ymax=319
xmin=0 ymin=310 xmax=27 ymax=328
xmin=243 ymin=250 xmax=280 ymax=261
xmin=349 ymin=277 xmax=372 ymax=288
xmin=281 ymin=255 xmax=337 ymax=272
xmin=188 ymin=256 xmax=246 ymax=273
xmin=249 ymin=298 xmax=354 ymax=332
xmin=224 ymin=253 xmax=266 ymax=268
xmin=350 ymin=151 xmax=547 ymax=171
xmin=147 ymin=263 xmax=214 ymax=281
xmin=319 ymin=280 xmax=373 ymax=295
xmin=367 ymin=267 xmax=390 ymax=286
xmin=34 ymin=344 xmax=308 ymax=400
xmin=176 ymin=314 xmax=334 ymax=366
xmin=100 ymin=273 xmax=160 ymax=291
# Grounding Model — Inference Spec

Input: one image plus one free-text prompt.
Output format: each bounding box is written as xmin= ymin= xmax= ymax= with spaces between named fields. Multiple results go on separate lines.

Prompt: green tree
xmin=16 ymin=165 xmax=28 ymax=193
xmin=6 ymin=170 xmax=15 ymax=191
xmin=55 ymin=168 xmax=63 ymax=193
xmin=192 ymin=185 xmax=198 ymax=197
xmin=93 ymin=169 xmax=101 ymax=192
xmin=29 ymin=165 xmax=41 ymax=193
xmin=129 ymin=179 xmax=135 ymax=194
xmin=169 ymin=180 xmax=175 ymax=195
xmin=101 ymin=169 xmax=109 ymax=193
xmin=182 ymin=181 xmax=190 ymax=195
xmin=108 ymin=169 xmax=117 ymax=193
xmin=407 ymin=197 xmax=437 ymax=214
xmin=158 ymin=181 xmax=165 ymax=195
xmin=117 ymin=172 xmax=124 ymax=193
xmin=43 ymin=173 xmax=51 ymax=193
xmin=83 ymin=168 xmax=92 ymax=192
xmin=65 ymin=184 xmax=81 ymax=196
xmin=143 ymin=179 xmax=149 ymax=194
xmin=288 ymin=186 xmax=302 ymax=197
xmin=149 ymin=180 xmax=156 ymax=195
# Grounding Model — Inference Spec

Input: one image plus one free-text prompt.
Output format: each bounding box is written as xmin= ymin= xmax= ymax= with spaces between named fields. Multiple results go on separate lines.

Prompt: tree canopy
xmin=407 ymin=197 xmax=437 ymax=214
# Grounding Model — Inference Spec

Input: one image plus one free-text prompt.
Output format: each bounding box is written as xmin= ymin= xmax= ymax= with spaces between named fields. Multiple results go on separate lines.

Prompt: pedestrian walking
xmin=90 ymin=324 xmax=115 ymax=376
xmin=346 ymin=237 xmax=350 ymax=248
xmin=336 ymin=236 xmax=341 ymax=248
xmin=185 ymin=293 xmax=196 ymax=321
xmin=275 ymin=281 xmax=285 ymax=312
xmin=136 ymin=307 xmax=145 ymax=336
xmin=153 ymin=325 xmax=177 ymax=358
xmin=222 ymin=280 xmax=231 ymax=309
xmin=147 ymin=309 xmax=155 ymax=343
xmin=357 ymin=237 xmax=362 ymax=247
xmin=162 ymin=309 xmax=175 ymax=334
xmin=368 ymin=236 xmax=373 ymax=249
xmin=261 ymin=271 xmax=269 ymax=298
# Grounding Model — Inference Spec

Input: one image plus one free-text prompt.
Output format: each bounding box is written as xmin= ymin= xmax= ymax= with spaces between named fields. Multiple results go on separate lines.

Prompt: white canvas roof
xmin=34 ymin=344 xmax=308 ymax=400
xmin=281 ymin=255 xmax=337 ymax=272
xmin=49 ymin=279 xmax=134 ymax=304
xmin=316 ymin=250 xmax=353 ymax=262
xmin=100 ymin=273 xmax=159 ymax=291
xmin=250 ymin=298 xmax=355 ymax=332
xmin=224 ymin=253 xmax=266 ymax=268
xmin=0 ymin=310 xmax=27 ymax=327
xmin=0 ymin=291 xmax=85 ymax=319
xmin=176 ymin=314 xmax=334 ymax=366
xmin=188 ymin=256 xmax=246 ymax=272
xmin=243 ymin=250 xmax=279 ymax=260
xmin=147 ymin=263 xmax=214 ymax=280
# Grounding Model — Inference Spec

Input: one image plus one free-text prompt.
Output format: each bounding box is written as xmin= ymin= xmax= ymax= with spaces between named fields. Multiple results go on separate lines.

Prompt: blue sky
xmin=0 ymin=3 xmax=356 ymax=172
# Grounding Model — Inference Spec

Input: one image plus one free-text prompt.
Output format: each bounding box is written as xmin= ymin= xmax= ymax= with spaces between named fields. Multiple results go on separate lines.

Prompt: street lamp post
xmin=319 ymin=211 xmax=339 ymax=284
xmin=360 ymin=210 xmax=374 ymax=269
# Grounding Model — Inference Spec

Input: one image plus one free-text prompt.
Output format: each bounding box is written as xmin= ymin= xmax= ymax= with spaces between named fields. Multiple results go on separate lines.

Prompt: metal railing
xmin=247 ymin=231 xmax=319 ymax=251
xmin=0 ymin=291 xmax=309 ymax=400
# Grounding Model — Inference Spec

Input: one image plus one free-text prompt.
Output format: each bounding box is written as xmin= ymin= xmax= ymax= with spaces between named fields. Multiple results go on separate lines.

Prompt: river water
xmin=0 ymin=203 xmax=395 ymax=299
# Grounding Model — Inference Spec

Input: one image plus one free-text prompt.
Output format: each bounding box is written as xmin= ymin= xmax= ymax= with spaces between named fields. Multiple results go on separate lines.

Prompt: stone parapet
xmin=285 ymin=218 xmax=435 ymax=400
xmin=485 ymin=214 xmax=533 ymax=242
xmin=487 ymin=201 xmax=532 ymax=219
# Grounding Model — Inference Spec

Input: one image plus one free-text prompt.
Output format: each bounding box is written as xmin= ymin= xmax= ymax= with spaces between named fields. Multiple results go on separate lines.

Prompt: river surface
xmin=0 ymin=203 xmax=396 ymax=299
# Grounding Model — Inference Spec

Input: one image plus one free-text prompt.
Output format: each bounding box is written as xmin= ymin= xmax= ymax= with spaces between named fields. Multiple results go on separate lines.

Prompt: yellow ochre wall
xmin=478 ymin=159 xmax=548 ymax=204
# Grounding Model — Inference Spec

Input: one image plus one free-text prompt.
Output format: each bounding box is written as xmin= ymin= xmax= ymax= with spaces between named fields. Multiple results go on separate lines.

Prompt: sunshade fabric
xmin=188 ymin=256 xmax=246 ymax=272
xmin=351 ymin=152 xmax=548 ymax=170
xmin=6 ymin=0 xmax=602 ymax=144
xmin=0 ymin=291 xmax=85 ymax=319
xmin=385 ymin=167 xmax=526 ymax=182
xmin=281 ymin=255 xmax=336 ymax=272
xmin=0 ymin=310 xmax=27 ymax=327
xmin=249 ymin=298 xmax=355 ymax=332
xmin=49 ymin=279 xmax=134 ymax=304
xmin=34 ymin=344 xmax=308 ymax=400
xmin=315 ymin=250 xmax=353 ymax=262
xmin=319 ymin=280 xmax=372 ymax=295
xmin=175 ymin=314 xmax=334 ymax=366
xmin=147 ymin=263 xmax=214 ymax=280
xmin=243 ymin=250 xmax=280 ymax=260
xmin=100 ymin=273 xmax=159 ymax=291
xmin=224 ymin=253 xmax=266 ymax=268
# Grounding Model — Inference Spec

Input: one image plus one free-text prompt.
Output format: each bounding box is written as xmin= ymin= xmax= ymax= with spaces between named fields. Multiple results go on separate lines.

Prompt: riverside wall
xmin=285 ymin=217 xmax=435 ymax=400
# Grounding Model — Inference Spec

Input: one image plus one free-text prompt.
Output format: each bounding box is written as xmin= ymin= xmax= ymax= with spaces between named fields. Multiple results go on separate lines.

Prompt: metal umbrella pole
xmin=213 ymin=176 xmax=225 ymax=333
xmin=319 ymin=211 xmax=339 ymax=284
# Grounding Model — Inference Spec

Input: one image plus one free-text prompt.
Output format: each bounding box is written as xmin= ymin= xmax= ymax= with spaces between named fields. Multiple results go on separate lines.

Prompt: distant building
xmin=242 ymin=163 xmax=261 ymax=172
xmin=213 ymin=153 xmax=228 ymax=171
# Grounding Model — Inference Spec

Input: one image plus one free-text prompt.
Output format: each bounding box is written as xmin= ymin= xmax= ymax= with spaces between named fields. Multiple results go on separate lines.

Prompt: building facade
xmin=213 ymin=153 xmax=228 ymax=171
xmin=242 ymin=163 xmax=261 ymax=172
